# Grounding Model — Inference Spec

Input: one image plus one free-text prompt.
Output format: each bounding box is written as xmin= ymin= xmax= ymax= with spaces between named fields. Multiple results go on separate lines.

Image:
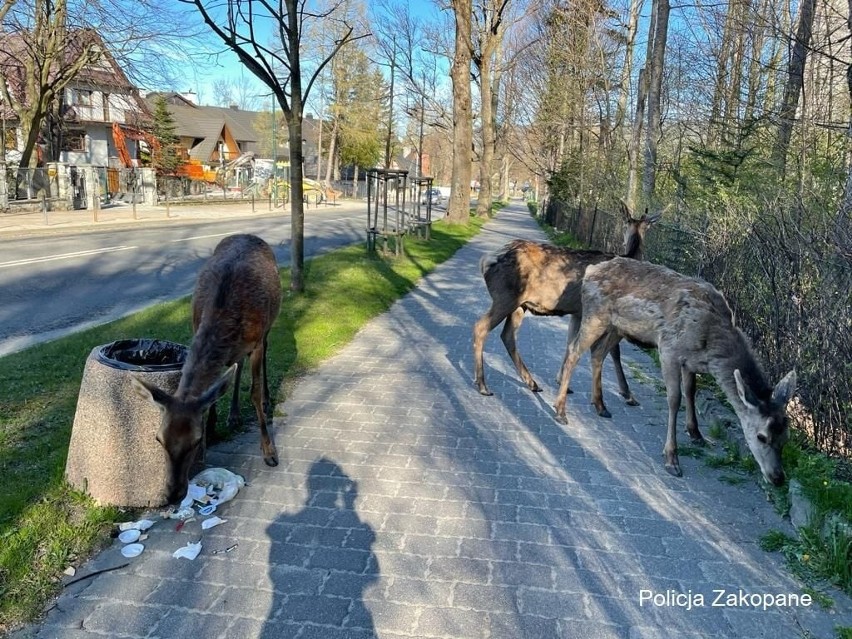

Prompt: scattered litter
xmin=161 ymin=506 xmax=195 ymax=520
xmin=118 ymin=529 xmax=141 ymax=544
xmin=186 ymin=483 xmax=208 ymax=504
xmin=198 ymin=504 xmax=217 ymax=516
xmin=189 ymin=468 xmax=245 ymax=508
xmin=121 ymin=543 xmax=145 ymax=558
xmin=212 ymin=543 xmax=238 ymax=555
xmin=63 ymin=566 xmax=76 ymax=577
xmin=201 ymin=516 xmax=227 ymax=530
xmin=173 ymin=541 xmax=202 ymax=560
xmin=119 ymin=519 xmax=155 ymax=532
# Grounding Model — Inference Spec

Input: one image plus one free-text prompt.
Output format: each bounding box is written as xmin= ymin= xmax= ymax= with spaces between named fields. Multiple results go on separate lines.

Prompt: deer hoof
xmin=689 ymin=434 xmax=707 ymax=446
xmin=624 ymin=395 xmax=639 ymax=406
xmin=529 ymin=381 xmax=542 ymax=393
xmin=665 ymin=463 xmax=683 ymax=477
xmin=263 ymin=449 xmax=279 ymax=467
xmin=595 ymin=406 xmax=612 ymax=419
xmin=477 ymin=386 xmax=494 ymax=397
xmin=554 ymin=410 xmax=568 ymax=425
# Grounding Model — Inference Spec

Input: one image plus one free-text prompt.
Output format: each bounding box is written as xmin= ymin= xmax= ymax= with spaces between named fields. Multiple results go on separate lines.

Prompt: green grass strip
xmin=0 ymin=216 xmax=485 ymax=631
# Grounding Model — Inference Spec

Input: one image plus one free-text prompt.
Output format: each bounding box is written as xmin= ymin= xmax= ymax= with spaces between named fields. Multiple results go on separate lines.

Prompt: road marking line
xmin=168 ymin=232 xmax=237 ymax=243
xmin=0 ymin=245 xmax=137 ymax=269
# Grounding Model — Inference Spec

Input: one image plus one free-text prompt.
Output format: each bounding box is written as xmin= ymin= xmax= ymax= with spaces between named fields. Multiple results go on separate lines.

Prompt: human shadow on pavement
xmin=261 ymin=458 xmax=378 ymax=638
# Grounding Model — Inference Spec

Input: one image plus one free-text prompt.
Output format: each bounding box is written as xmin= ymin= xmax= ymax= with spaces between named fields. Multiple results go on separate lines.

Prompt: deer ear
xmin=197 ymin=363 xmax=237 ymax=410
xmin=131 ymin=376 xmax=172 ymax=410
xmin=619 ymin=199 xmax=633 ymax=222
xmin=772 ymin=370 xmax=797 ymax=406
xmin=734 ymin=369 xmax=759 ymax=410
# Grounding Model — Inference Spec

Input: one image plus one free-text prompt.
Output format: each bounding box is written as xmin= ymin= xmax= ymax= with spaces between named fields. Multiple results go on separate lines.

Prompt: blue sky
xmin=180 ymin=0 xmax=444 ymax=111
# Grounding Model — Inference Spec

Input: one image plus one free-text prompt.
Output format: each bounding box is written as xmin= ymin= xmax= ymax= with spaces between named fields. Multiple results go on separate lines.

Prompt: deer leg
xmin=473 ymin=308 xmax=499 ymax=396
xmin=555 ymin=314 xmax=580 ymax=394
xmin=609 ymin=342 xmax=639 ymax=406
xmin=501 ymin=307 xmax=541 ymax=392
xmin=262 ymin=333 xmax=273 ymax=417
xmin=554 ymin=317 xmax=608 ymax=424
xmin=227 ymin=358 xmax=244 ymax=429
xmin=682 ymin=369 xmax=705 ymax=444
xmin=250 ymin=345 xmax=278 ymax=467
xmin=660 ymin=355 xmax=683 ymax=477
xmin=590 ymin=330 xmax=621 ymax=418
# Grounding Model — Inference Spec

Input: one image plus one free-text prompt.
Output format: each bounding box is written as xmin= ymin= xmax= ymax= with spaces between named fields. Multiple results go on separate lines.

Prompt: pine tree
xmin=150 ymin=96 xmax=181 ymax=175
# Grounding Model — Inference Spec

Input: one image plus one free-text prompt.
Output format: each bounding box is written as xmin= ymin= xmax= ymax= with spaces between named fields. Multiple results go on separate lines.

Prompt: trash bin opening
xmin=96 ymin=339 xmax=188 ymax=372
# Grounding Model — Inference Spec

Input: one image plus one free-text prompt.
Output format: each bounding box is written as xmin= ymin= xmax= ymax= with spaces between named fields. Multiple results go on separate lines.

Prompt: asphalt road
xmin=0 ymin=208 xmax=367 ymax=356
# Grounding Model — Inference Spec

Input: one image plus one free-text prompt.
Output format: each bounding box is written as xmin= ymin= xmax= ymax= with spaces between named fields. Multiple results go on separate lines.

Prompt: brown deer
xmin=473 ymin=202 xmax=661 ymax=399
xmin=132 ymin=234 xmax=282 ymax=504
xmin=554 ymin=257 xmax=796 ymax=485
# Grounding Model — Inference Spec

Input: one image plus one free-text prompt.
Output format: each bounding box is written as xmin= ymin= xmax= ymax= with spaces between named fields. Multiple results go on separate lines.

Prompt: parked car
xmin=421 ymin=188 xmax=443 ymax=205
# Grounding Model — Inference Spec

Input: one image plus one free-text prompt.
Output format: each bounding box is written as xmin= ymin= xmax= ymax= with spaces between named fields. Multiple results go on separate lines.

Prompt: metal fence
xmin=543 ymin=199 xmax=851 ymax=458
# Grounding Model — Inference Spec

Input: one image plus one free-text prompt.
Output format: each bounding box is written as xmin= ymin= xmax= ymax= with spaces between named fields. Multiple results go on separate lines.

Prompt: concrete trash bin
xmin=65 ymin=339 xmax=188 ymax=507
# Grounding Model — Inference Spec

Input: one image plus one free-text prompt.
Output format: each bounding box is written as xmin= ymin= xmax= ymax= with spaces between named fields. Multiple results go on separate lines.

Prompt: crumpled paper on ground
xmin=201 ymin=516 xmax=227 ymax=530
xmin=173 ymin=541 xmax=202 ymax=560
xmin=119 ymin=519 xmax=155 ymax=531
xmin=190 ymin=468 xmax=245 ymax=507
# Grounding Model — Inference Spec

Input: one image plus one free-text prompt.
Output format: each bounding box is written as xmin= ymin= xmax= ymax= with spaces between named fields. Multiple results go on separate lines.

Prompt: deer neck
xmin=707 ymin=331 xmax=772 ymax=417
xmin=622 ymin=232 xmax=644 ymax=260
xmin=176 ymin=323 xmax=233 ymax=399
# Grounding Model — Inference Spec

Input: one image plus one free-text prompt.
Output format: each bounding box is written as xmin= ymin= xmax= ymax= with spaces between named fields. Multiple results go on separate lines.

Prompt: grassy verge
xmin=0 ymin=215 xmax=486 ymax=632
xmin=539 ymin=217 xmax=852 ymax=604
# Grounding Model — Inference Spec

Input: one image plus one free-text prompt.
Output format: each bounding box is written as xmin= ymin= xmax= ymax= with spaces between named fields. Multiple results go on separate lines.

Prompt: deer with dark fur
xmin=473 ymin=202 xmax=661 ymax=399
xmin=554 ymin=257 xmax=796 ymax=485
xmin=132 ymin=234 xmax=282 ymax=504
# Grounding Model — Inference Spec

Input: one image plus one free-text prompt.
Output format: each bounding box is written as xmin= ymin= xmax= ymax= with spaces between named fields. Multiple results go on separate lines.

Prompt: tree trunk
xmin=324 ymin=117 xmax=339 ymax=184
xmin=641 ymin=0 xmax=670 ymax=204
xmin=626 ymin=67 xmax=647 ymax=209
xmin=285 ymin=0 xmax=305 ymax=293
xmin=835 ymin=1 xmax=852 ymax=249
xmin=447 ymin=0 xmax=473 ymax=223
xmin=476 ymin=51 xmax=495 ymax=217
xmin=615 ymin=0 xmax=643 ymax=132
xmin=772 ymin=0 xmax=816 ymax=176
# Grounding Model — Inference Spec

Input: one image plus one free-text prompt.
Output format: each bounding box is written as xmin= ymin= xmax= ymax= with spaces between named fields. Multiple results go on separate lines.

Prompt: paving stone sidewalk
xmin=23 ymin=204 xmax=852 ymax=639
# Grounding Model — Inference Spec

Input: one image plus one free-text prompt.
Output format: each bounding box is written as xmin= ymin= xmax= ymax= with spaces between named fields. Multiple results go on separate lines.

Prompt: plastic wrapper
xmin=173 ymin=541 xmax=202 ymax=560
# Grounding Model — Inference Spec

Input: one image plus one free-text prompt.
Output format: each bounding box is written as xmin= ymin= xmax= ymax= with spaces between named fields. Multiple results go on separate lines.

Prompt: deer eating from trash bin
xmin=473 ymin=201 xmax=662 ymax=399
xmin=132 ymin=234 xmax=282 ymax=504
xmin=553 ymin=257 xmax=796 ymax=485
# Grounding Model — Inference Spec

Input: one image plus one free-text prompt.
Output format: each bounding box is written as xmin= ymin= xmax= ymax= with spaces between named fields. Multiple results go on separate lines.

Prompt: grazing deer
xmin=473 ymin=202 xmax=661 ymax=398
xmin=132 ymin=234 xmax=282 ymax=504
xmin=554 ymin=257 xmax=796 ymax=485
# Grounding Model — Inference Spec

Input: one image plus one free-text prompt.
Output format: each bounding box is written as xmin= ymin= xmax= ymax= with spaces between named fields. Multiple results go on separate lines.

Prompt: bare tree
xmin=771 ymin=0 xmax=816 ymax=176
xmin=641 ymin=0 xmax=670 ymax=204
xmin=447 ymin=0 xmax=474 ymax=223
xmin=473 ymin=0 xmax=510 ymax=217
xmin=180 ymin=0 xmax=367 ymax=292
xmin=0 ymin=0 xmax=196 ymax=168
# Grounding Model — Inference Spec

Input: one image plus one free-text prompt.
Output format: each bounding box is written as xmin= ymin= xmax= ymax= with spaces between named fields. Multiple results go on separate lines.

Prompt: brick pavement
xmin=21 ymin=203 xmax=852 ymax=638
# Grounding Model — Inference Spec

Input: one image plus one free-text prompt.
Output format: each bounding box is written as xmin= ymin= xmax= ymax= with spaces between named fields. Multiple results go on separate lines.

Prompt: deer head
xmin=131 ymin=364 xmax=237 ymax=504
xmin=734 ymin=369 xmax=796 ymax=486
xmin=620 ymin=200 xmax=667 ymax=259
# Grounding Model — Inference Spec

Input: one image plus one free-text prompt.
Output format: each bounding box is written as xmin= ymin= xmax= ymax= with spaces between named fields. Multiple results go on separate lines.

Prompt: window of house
xmin=70 ymin=89 xmax=93 ymax=107
xmin=62 ymin=130 xmax=86 ymax=152
xmin=102 ymin=93 xmax=110 ymax=121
